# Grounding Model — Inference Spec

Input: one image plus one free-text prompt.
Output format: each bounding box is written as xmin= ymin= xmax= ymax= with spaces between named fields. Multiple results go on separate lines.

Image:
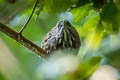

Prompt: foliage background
xmin=0 ymin=0 xmax=120 ymax=80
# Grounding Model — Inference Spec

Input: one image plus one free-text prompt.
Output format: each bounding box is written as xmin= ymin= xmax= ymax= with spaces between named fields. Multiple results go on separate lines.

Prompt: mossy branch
xmin=0 ymin=23 xmax=47 ymax=59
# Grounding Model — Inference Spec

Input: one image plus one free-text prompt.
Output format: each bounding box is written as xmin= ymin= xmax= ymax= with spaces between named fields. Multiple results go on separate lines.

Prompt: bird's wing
xmin=41 ymin=27 xmax=58 ymax=54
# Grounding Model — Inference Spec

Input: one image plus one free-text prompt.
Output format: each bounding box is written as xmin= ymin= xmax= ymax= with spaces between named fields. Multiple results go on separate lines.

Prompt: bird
xmin=41 ymin=20 xmax=81 ymax=55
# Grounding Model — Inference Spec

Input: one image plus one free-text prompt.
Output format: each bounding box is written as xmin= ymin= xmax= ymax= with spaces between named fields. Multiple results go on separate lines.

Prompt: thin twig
xmin=18 ymin=0 xmax=39 ymax=34
xmin=0 ymin=23 xmax=47 ymax=59
xmin=36 ymin=3 xmax=44 ymax=21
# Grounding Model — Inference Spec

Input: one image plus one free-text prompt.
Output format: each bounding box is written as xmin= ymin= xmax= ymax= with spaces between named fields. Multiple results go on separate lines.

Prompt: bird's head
xmin=56 ymin=20 xmax=73 ymax=29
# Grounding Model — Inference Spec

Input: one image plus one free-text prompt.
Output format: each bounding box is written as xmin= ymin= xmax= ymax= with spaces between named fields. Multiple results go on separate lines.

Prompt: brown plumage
xmin=41 ymin=20 xmax=81 ymax=55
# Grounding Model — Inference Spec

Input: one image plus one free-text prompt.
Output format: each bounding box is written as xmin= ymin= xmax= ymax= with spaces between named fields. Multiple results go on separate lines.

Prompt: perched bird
xmin=41 ymin=20 xmax=81 ymax=55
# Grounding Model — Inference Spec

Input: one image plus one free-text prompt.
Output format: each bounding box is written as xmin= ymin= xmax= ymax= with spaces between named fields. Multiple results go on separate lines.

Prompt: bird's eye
xmin=58 ymin=24 xmax=62 ymax=29
xmin=57 ymin=21 xmax=64 ymax=29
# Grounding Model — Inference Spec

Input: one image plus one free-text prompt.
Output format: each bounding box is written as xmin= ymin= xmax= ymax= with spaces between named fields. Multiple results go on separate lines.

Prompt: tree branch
xmin=36 ymin=2 xmax=44 ymax=20
xmin=0 ymin=23 xmax=47 ymax=59
xmin=18 ymin=0 xmax=39 ymax=34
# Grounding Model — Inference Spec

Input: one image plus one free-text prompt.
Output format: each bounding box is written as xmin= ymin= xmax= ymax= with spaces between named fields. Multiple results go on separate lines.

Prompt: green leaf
xmin=100 ymin=1 xmax=118 ymax=23
xmin=114 ymin=0 xmax=120 ymax=9
xmin=43 ymin=0 xmax=78 ymax=13
xmin=80 ymin=57 xmax=102 ymax=78
xmin=102 ymin=21 xmax=119 ymax=33
xmin=0 ymin=73 xmax=6 ymax=80
xmin=71 ymin=3 xmax=93 ymax=22
xmin=100 ymin=1 xmax=120 ymax=33
xmin=76 ymin=0 xmax=105 ymax=9
xmin=84 ymin=10 xmax=100 ymax=29
xmin=76 ymin=0 xmax=91 ymax=7
xmin=92 ymin=0 xmax=105 ymax=9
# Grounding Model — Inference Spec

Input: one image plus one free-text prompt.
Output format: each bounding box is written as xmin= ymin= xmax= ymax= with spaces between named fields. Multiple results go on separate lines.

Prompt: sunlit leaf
xmin=84 ymin=10 xmax=99 ymax=29
xmin=71 ymin=3 xmax=93 ymax=22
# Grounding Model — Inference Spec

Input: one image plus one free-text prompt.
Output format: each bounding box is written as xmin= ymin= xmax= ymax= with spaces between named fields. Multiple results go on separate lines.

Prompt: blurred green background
xmin=0 ymin=0 xmax=120 ymax=80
